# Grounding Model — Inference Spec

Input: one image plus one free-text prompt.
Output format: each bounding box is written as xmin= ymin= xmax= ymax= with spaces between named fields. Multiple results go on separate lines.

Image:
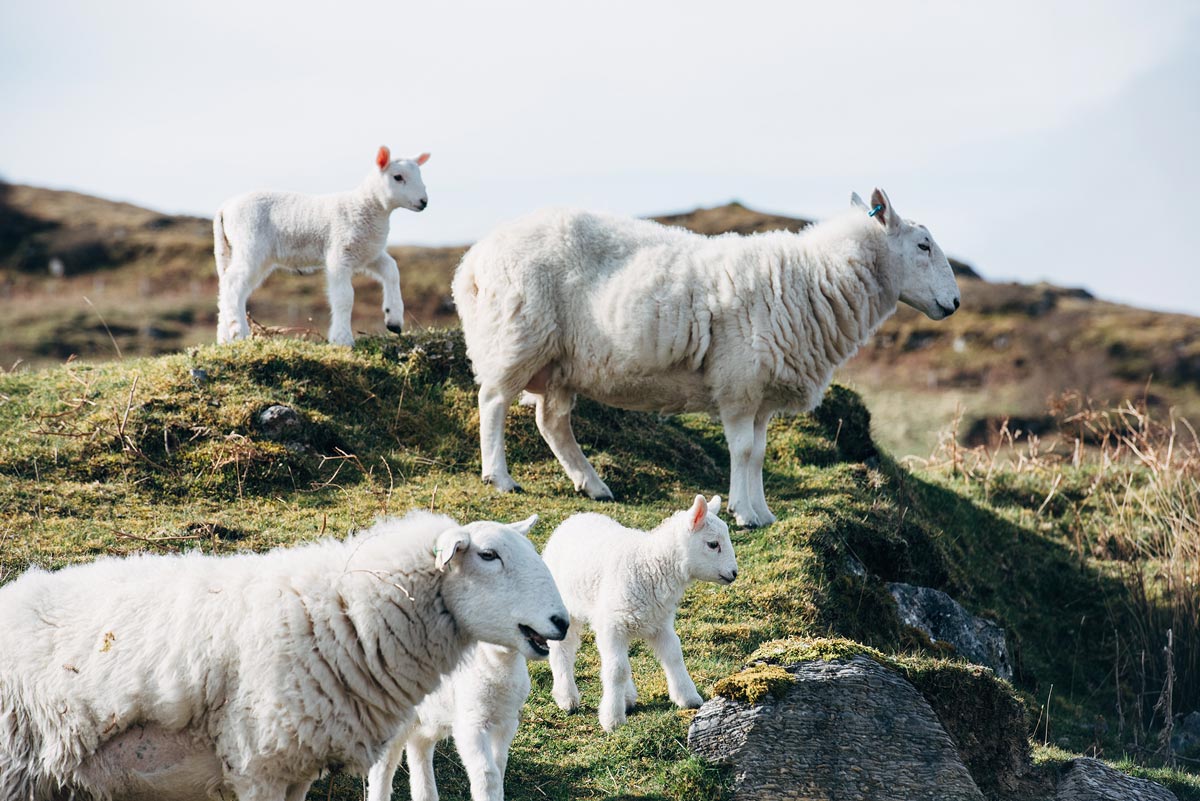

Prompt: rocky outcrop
xmin=888 ymin=582 xmax=1013 ymax=681
xmin=1055 ymin=758 xmax=1178 ymax=801
xmin=688 ymin=656 xmax=985 ymax=800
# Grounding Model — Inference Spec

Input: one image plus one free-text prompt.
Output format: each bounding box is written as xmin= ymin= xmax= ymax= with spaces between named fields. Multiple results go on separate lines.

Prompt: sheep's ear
xmin=687 ymin=494 xmax=709 ymax=532
xmin=434 ymin=528 xmax=470 ymax=571
xmin=376 ymin=145 xmax=391 ymax=170
xmin=708 ymin=495 xmax=722 ymax=516
xmin=415 ymin=152 xmax=431 ymax=166
xmin=509 ymin=514 xmax=538 ymax=537
xmin=850 ymin=192 xmax=868 ymax=211
xmin=870 ymin=187 xmax=899 ymax=233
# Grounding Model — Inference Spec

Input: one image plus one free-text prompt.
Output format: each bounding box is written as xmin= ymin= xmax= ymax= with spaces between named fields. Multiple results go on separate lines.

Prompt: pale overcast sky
xmin=2 ymin=1 xmax=1197 ymax=314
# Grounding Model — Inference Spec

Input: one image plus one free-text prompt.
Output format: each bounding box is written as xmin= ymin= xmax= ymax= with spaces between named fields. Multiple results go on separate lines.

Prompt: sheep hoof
xmin=580 ymin=482 xmax=614 ymax=501
xmin=483 ymin=475 xmax=523 ymax=494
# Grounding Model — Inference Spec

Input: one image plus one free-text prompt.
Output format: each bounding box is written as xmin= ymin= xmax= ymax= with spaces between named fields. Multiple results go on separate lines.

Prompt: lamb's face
xmin=680 ymin=495 xmax=739 ymax=585
xmin=854 ymin=188 xmax=960 ymax=320
xmin=374 ymin=146 xmax=430 ymax=212
xmin=436 ymin=516 xmax=569 ymax=661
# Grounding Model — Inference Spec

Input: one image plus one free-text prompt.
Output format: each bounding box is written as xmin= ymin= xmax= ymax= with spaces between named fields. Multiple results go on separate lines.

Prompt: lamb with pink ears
xmin=542 ymin=495 xmax=737 ymax=732
xmin=214 ymin=146 xmax=430 ymax=346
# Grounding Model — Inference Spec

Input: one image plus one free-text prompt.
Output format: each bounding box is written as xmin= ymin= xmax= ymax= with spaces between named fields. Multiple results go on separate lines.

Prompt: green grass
xmin=1 ymin=330 xmax=1195 ymax=800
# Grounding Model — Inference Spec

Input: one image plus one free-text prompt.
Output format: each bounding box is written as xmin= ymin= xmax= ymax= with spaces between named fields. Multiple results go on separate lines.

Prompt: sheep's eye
xmin=478 ymin=549 xmax=500 ymax=562
xmin=918 ymin=243 xmax=930 ymax=252
xmin=393 ymin=174 xmax=405 ymax=183
xmin=706 ymin=541 xmax=720 ymax=551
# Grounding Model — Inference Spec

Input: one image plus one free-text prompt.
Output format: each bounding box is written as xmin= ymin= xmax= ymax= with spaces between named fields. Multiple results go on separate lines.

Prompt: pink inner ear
xmin=690 ymin=497 xmax=708 ymax=530
xmin=416 ymin=152 xmax=431 ymax=166
xmin=376 ymin=146 xmax=391 ymax=170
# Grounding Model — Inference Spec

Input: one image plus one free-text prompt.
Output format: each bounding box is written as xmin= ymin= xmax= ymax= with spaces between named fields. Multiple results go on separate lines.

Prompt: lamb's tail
xmin=213 ymin=209 xmax=232 ymax=276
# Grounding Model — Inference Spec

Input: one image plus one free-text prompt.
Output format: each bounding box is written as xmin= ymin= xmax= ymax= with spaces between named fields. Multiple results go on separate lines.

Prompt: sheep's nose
xmin=953 ymin=297 xmax=961 ymax=310
xmin=550 ymin=614 xmax=569 ymax=640
xmin=417 ymin=198 xmax=428 ymax=210
xmin=731 ymin=568 xmax=739 ymax=580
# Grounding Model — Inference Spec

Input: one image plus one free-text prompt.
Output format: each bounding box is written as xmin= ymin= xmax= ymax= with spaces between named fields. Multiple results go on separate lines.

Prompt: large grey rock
xmin=1055 ymin=758 xmax=1178 ymax=801
xmin=687 ymin=656 xmax=984 ymax=801
xmin=888 ymin=582 xmax=1013 ymax=680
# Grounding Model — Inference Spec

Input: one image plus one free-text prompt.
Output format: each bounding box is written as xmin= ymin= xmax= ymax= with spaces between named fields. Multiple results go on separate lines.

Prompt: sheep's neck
xmin=635 ymin=532 xmax=692 ymax=608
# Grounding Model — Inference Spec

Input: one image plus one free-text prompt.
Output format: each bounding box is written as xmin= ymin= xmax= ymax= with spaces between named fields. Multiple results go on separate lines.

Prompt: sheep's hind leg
xmin=216 ymin=258 xmax=261 ymax=343
xmin=479 ymin=382 xmax=522 ymax=492
xmin=748 ymin=408 xmax=777 ymax=525
xmin=534 ymin=387 xmax=613 ymax=500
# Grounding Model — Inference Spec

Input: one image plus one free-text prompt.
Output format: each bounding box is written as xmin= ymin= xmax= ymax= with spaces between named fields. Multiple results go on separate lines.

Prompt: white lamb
xmin=452 ymin=189 xmax=961 ymax=526
xmin=0 ymin=510 xmax=568 ymax=801
xmin=366 ymin=643 xmax=528 ymax=801
xmin=542 ymin=495 xmax=737 ymax=732
xmin=214 ymin=145 xmax=430 ymax=346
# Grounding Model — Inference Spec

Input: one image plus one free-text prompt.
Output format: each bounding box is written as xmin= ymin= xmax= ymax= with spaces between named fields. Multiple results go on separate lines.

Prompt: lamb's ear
xmin=376 ymin=145 xmax=391 ymax=170
xmin=415 ymin=152 xmax=431 ymax=166
xmin=687 ymin=494 xmax=709 ymax=532
xmin=870 ymin=187 xmax=900 ymax=233
xmin=509 ymin=514 xmax=538 ymax=537
xmin=434 ymin=527 xmax=470 ymax=571
xmin=850 ymin=192 xmax=868 ymax=211
xmin=708 ymin=495 xmax=722 ymax=516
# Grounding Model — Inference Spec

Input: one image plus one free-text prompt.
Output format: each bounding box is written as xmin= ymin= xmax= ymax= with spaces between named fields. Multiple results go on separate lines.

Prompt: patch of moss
xmin=711 ymin=663 xmax=795 ymax=704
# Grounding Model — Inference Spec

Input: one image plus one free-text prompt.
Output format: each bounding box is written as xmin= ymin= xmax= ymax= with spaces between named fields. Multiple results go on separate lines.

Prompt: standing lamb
xmin=542 ymin=495 xmax=737 ymax=732
xmin=452 ymin=189 xmax=960 ymax=526
xmin=366 ymin=642 xmax=528 ymax=801
xmin=214 ymin=145 xmax=430 ymax=346
xmin=0 ymin=510 xmax=568 ymax=801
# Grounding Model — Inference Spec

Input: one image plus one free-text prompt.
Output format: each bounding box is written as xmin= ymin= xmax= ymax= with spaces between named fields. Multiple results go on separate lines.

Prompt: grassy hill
xmin=3 ymin=184 xmax=1198 ymax=461
xmin=0 ymin=331 xmax=1196 ymax=799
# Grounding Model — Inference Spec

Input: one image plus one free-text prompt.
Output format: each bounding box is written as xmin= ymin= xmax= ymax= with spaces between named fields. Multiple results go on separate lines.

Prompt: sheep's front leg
xmin=284 ymin=780 xmax=314 ymax=801
xmin=549 ymin=619 xmax=582 ymax=711
xmin=648 ymin=626 xmax=703 ymax=708
xmin=406 ymin=733 xmax=440 ymax=801
xmin=596 ymin=627 xmax=633 ymax=732
xmin=490 ymin=714 xmax=520 ymax=781
xmin=363 ymin=252 xmax=405 ymax=334
xmin=534 ymin=387 xmax=613 ymax=500
xmin=478 ymin=383 xmax=520 ymax=492
xmin=721 ymin=409 xmax=771 ymax=527
xmin=454 ymin=722 xmax=504 ymax=801
xmin=325 ymin=264 xmax=356 ymax=346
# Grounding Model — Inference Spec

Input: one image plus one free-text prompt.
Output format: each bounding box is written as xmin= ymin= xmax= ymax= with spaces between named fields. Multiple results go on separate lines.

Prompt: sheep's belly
xmin=576 ymin=371 xmax=714 ymax=415
xmin=76 ymin=725 xmax=223 ymax=801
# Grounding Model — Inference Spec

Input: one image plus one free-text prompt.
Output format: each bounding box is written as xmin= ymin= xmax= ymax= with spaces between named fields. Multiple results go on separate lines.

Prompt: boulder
xmin=688 ymin=656 xmax=985 ymax=800
xmin=1055 ymin=758 xmax=1178 ymax=801
xmin=888 ymin=582 xmax=1013 ymax=681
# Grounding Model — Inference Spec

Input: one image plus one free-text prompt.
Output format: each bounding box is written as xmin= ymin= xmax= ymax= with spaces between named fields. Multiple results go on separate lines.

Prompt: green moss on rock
xmin=712 ymin=663 xmax=795 ymax=705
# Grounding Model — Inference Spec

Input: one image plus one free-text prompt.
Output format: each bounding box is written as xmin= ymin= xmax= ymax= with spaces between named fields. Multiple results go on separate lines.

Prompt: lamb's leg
xmin=721 ymin=408 xmax=770 ymax=527
xmin=363 ymin=252 xmax=405 ymax=334
xmin=534 ymin=387 xmax=613 ymax=500
xmin=284 ymin=780 xmax=314 ymax=801
xmin=479 ymin=383 xmax=521 ymax=492
xmin=748 ymin=408 xmax=776 ymax=525
xmin=454 ymin=722 xmax=503 ymax=801
xmin=490 ymin=714 xmax=520 ymax=781
xmin=596 ymin=627 xmax=633 ymax=732
xmin=217 ymin=258 xmax=260 ymax=343
xmin=648 ymin=627 xmax=703 ymax=708
xmin=549 ymin=618 xmax=582 ymax=711
xmin=325 ymin=265 xmax=356 ymax=347
xmin=366 ymin=732 xmax=407 ymax=801
xmin=624 ymin=674 xmax=639 ymax=711
xmin=227 ymin=776 xmax=288 ymax=801
xmin=406 ymin=733 xmax=440 ymax=801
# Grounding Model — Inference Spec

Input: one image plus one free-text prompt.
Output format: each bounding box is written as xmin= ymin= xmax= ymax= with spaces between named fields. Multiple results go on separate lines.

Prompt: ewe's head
xmin=435 ymin=514 xmax=569 ymax=661
xmin=373 ymin=145 xmax=430 ymax=213
xmin=675 ymin=495 xmax=738 ymax=585
xmin=853 ymin=188 xmax=960 ymax=320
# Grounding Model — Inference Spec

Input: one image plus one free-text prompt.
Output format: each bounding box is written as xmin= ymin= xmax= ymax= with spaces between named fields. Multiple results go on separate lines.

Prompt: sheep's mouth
xmin=519 ymin=624 xmax=550 ymax=656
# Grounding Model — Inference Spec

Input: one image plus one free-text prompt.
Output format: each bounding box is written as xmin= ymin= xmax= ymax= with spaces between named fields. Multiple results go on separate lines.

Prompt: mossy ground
xmin=0 ymin=331 xmax=1195 ymax=800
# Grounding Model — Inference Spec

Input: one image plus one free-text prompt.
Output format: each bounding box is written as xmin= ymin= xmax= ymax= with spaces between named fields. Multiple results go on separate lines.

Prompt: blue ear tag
xmin=868 ymin=204 xmax=884 ymax=217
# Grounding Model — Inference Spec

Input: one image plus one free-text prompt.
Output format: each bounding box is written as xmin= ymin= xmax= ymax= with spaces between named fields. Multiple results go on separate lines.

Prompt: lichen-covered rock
xmin=1055 ymin=758 xmax=1178 ymax=801
xmin=688 ymin=656 xmax=985 ymax=800
xmin=888 ymin=581 xmax=1013 ymax=681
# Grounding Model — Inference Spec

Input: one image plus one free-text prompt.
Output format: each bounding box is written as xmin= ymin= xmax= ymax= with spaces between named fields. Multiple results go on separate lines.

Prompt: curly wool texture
xmin=0 ymin=512 xmax=540 ymax=801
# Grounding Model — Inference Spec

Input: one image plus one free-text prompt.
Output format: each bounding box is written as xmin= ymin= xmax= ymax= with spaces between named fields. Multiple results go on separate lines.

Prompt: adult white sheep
xmin=215 ymin=146 xmax=430 ymax=346
xmin=452 ymin=190 xmax=961 ymax=526
xmin=542 ymin=495 xmax=737 ymax=732
xmin=0 ymin=510 xmax=568 ymax=801
xmin=366 ymin=642 xmax=528 ymax=801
